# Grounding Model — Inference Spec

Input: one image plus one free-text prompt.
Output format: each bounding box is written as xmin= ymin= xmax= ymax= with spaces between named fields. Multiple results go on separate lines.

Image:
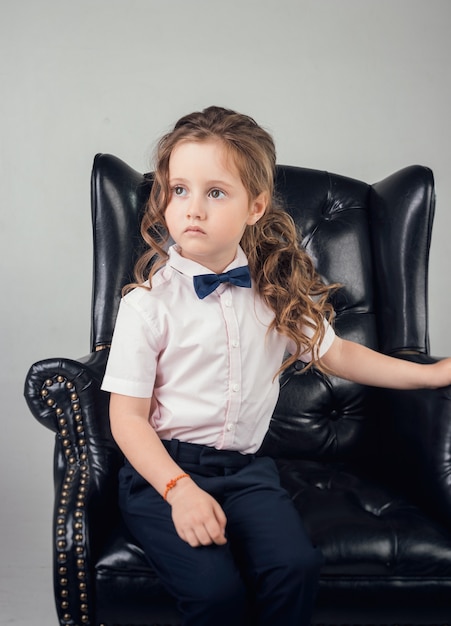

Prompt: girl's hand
xmin=167 ymin=478 xmax=228 ymax=547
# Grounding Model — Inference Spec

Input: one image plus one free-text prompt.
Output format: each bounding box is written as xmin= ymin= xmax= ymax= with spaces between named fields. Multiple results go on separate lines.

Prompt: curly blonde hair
xmin=130 ymin=106 xmax=337 ymax=374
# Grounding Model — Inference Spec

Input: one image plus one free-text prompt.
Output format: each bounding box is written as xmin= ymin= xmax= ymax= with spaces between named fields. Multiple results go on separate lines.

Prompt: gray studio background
xmin=1 ymin=1 xmax=450 ymax=624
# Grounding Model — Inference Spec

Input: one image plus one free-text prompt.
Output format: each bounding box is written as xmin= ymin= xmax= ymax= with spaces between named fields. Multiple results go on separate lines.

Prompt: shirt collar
xmin=167 ymin=244 xmax=249 ymax=278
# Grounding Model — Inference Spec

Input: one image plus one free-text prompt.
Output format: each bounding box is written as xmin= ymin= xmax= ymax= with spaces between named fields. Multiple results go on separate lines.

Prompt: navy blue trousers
xmin=119 ymin=440 xmax=323 ymax=626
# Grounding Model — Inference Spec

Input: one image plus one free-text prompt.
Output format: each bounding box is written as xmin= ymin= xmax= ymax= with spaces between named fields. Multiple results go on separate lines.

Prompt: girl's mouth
xmin=184 ymin=226 xmax=206 ymax=234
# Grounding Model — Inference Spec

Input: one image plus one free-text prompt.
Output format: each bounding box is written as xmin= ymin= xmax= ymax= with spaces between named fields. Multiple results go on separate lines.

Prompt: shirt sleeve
xmin=286 ymin=317 xmax=336 ymax=363
xmin=101 ymin=296 xmax=159 ymax=398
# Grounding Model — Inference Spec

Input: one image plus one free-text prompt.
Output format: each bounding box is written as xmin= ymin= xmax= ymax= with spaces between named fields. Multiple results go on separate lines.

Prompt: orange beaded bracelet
xmin=163 ymin=473 xmax=190 ymax=501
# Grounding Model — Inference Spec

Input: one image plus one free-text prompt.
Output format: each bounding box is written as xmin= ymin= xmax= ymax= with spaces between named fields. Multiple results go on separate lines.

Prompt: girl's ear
xmin=247 ymin=192 xmax=268 ymax=225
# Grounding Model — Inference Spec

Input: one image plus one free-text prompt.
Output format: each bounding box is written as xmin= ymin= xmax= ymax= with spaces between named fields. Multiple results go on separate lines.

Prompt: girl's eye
xmin=173 ymin=186 xmax=187 ymax=197
xmin=209 ymin=189 xmax=225 ymax=199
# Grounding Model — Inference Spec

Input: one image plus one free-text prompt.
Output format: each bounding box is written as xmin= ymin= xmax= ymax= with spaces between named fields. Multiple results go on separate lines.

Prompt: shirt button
xmin=232 ymin=340 xmax=239 ymax=348
xmin=224 ymin=300 xmax=232 ymax=307
xmin=227 ymin=423 xmax=234 ymax=431
xmin=232 ymin=383 xmax=240 ymax=392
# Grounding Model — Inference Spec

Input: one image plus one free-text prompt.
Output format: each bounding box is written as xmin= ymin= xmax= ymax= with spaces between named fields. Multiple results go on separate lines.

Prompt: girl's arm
xmin=320 ymin=336 xmax=451 ymax=389
xmin=109 ymin=393 xmax=227 ymax=547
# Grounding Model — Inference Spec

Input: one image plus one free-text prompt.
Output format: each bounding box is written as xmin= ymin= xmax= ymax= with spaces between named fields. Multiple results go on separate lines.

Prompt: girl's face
xmin=165 ymin=139 xmax=266 ymax=273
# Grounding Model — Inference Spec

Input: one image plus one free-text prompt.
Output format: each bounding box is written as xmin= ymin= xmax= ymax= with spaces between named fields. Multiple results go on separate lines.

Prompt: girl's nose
xmin=187 ymin=196 xmax=206 ymax=219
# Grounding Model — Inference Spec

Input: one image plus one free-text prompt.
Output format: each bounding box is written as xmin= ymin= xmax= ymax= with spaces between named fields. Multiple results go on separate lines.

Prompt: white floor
xmin=1 ymin=381 xmax=57 ymax=626
xmin=0 ymin=508 xmax=56 ymax=626
xmin=0 ymin=562 xmax=55 ymax=626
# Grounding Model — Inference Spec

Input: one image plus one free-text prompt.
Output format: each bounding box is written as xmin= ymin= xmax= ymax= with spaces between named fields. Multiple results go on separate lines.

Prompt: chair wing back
xmin=370 ymin=167 xmax=435 ymax=355
xmin=90 ymin=153 xmax=152 ymax=351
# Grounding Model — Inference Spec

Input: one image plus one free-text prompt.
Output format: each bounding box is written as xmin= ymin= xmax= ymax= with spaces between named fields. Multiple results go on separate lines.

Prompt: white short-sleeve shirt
xmin=101 ymin=245 xmax=335 ymax=453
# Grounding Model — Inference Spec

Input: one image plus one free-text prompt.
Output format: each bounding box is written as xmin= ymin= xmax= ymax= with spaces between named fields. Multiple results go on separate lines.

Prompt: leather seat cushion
xmin=96 ymin=460 xmax=451 ymax=578
xmin=277 ymin=460 xmax=451 ymax=576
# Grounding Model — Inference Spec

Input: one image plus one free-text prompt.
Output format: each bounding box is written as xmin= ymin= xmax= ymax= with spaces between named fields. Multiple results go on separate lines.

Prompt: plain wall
xmin=1 ymin=1 xmax=450 ymax=623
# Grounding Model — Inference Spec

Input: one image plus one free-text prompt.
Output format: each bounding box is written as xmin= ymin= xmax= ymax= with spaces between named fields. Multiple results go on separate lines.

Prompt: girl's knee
xmin=306 ymin=542 xmax=324 ymax=566
xmin=291 ymin=544 xmax=324 ymax=582
xmin=202 ymin=571 xmax=246 ymax=606
xmin=183 ymin=566 xmax=247 ymax=619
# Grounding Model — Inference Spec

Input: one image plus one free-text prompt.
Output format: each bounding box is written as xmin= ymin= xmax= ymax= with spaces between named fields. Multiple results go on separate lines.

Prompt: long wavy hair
xmin=130 ymin=106 xmax=338 ymax=374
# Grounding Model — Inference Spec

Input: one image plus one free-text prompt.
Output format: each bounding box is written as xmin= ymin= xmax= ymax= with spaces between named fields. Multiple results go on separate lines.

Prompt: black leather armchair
xmin=24 ymin=154 xmax=451 ymax=626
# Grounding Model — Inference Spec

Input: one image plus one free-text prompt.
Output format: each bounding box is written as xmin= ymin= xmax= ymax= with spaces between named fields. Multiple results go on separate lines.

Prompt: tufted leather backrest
xmin=90 ymin=154 xmax=435 ymax=463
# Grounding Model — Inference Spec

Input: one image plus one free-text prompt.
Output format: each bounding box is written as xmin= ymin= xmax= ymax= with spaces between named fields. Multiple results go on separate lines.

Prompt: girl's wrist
xmin=163 ymin=473 xmax=190 ymax=502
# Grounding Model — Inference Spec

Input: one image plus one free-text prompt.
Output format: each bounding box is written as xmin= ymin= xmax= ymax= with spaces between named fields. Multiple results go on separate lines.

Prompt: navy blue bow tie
xmin=193 ymin=266 xmax=252 ymax=299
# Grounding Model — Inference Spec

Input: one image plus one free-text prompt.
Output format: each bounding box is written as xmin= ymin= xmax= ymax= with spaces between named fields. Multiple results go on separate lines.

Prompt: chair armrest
xmin=24 ymin=350 xmax=122 ymax=626
xmin=381 ymin=352 xmax=451 ymax=527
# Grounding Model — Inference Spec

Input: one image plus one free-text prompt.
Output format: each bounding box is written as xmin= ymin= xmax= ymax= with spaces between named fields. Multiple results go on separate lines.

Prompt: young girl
xmin=101 ymin=106 xmax=451 ymax=626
